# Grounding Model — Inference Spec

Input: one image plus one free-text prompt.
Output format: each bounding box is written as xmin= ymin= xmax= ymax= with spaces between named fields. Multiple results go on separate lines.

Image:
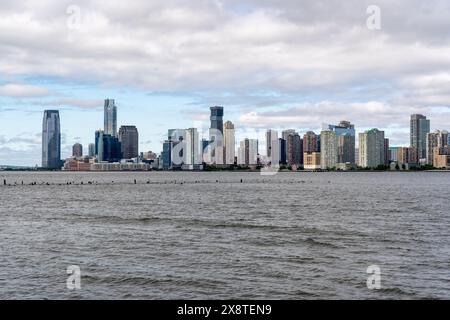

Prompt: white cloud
xmin=0 ymin=84 xmax=49 ymax=97
xmin=1 ymin=0 xmax=450 ymax=160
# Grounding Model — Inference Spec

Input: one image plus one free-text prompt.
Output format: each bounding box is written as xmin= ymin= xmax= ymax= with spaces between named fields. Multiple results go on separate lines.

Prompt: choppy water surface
xmin=0 ymin=171 xmax=449 ymax=299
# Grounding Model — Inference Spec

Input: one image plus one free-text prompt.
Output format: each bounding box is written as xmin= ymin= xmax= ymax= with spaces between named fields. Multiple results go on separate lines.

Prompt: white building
xmin=224 ymin=121 xmax=235 ymax=165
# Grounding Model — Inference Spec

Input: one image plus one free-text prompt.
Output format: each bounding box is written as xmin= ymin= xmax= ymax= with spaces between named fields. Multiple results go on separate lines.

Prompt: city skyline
xmin=38 ymin=102 xmax=450 ymax=171
xmin=2 ymin=1 xmax=450 ymax=166
xmin=3 ymin=100 xmax=450 ymax=168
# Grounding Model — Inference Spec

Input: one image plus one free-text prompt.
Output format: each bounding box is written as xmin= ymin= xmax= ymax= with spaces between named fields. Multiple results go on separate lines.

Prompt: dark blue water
xmin=0 ymin=171 xmax=449 ymax=299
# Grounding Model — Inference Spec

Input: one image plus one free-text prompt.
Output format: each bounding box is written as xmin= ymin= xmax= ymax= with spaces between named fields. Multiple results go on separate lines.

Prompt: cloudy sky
xmin=1 ymin=0 xmax=450 ymax=166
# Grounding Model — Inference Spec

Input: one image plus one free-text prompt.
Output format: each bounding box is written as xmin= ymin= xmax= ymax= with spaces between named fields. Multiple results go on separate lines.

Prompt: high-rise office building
xmin=320 ymin=130 xmax=338 ymax=169
xmin=104 ymin=99 xmax=117 ymax=137
xmin=95 ymin=130 xmax=102 ymax=156
xmin=397 ymin=147 xmax=416 ymax=166
xmin=266 ymin=130 xmax=279 ymax=164
xmin=209 ymin=106 xmax=224 ymax=164
xmin=224 ymin=121 xmax=235 ymax=165
xmin=281 ymin=129 xmax=296 ymax=162
xmin=184 ymin=128 xmax=201 ymax=168
xmin=237 ymin=138 xmax=258 ymax=165
xmin=210 ymin=106 xmax=224 ymax=135
xmin=248 ymin=139 xmax=258 ymax=165
xmin=97 ymin=132 xmax=121 ymax=162
xmin=278 ymin=138 xmax=287 ymax=165
xmin=162 ymin=140 xmax=173 ymax=170
xmin=426 ymin=130 xmax=449 ymax=165
xmin=72 ymin=143 xmax=83 ymax=157
xmin=358 ymin=129 xmax=385 ymax=168
xmin=286 ymin=133 xmax=303 ymax=165
xmin=327 ymin=121 xmax=355 ymax=164
xmin=384 ymin=138 xmax=390 ymax=165
xmin=88 ymin=143 xmax=95 ymax=157
xmin=389 ymin=147 xmax=400 ymax=163
xmin=303 ymin=131 xmax=319 ymax=153
xmin=42 ymin=110 xmax=61 ymax=169
xmin=119 ymin=125 xmax=139 ymax=159
xmin=410 ymin=114 xmax=430 ymax=163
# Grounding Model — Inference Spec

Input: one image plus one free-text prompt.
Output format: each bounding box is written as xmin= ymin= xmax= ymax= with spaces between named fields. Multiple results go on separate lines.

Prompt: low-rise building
xmin=304 ymin=152 xmax=321 ymax=170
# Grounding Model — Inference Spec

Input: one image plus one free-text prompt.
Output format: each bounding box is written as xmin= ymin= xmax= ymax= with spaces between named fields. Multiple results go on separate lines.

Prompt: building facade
xmin=97 ymin=132 xmax=122 ymax=162
xmin=358 ymin=129 xmax=385 ymax=168
xmin=303 ymin=131 xmax=319 ymax=153
xmin=286 ymin=133 xmax=303 ymax=166
xmin=410 ymin=114 xmax=430 ymax=163
xmin=304 ymin=152 xmax=321 ymax=170
xmin=104 ymin=99 xmax=117 ymax=137
xmin=42 ymin=110 xmax=61 ymax=169
xmin=118 ymin=125 xmax=139 ymax=160
xmin=224 ymin=121 xmax=235 ymax=165
xmin=184 ymin=128 xmax=201 ymax=169
xmin=426 ymin=130 xmax=449 ymax=165
xmin=72 ymin=143 xmax=83 ymax=158
xmin=320 ymin=130 xmax=338 ymax=169
xmin=88 ymin=143 xmax=95 ymax=157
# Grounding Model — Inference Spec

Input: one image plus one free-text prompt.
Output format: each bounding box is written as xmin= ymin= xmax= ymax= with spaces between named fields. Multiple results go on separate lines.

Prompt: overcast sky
xmin=1 ymin=0 xmax=450 ymax=166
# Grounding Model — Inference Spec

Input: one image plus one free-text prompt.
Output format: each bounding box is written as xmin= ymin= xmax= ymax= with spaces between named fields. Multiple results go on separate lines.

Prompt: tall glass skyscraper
xmin=42 ymin=110 xmax=61 ymax=169
xmin=410 ymin=114 xmax=430 ymax=163
xmin=326 ymin=121 xmax=356 ymax=164
xmin=104 ymin=99 xmax=117 ymax=137
xmin=118 ymin=125 xmax=139 ymax=159
xmin=210 ymin=106 xmax=224 ymax=135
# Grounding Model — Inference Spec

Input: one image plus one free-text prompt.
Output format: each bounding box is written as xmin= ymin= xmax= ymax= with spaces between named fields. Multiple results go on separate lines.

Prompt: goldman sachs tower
xmin=104 ymin=99 xmax=117 ymax=137
xmin=42 ymin=110 xmax=61 ymax=169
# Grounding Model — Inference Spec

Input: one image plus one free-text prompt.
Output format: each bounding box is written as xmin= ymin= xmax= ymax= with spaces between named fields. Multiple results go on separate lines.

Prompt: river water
xmin=0 ymin=171 xmax=449 ymax=299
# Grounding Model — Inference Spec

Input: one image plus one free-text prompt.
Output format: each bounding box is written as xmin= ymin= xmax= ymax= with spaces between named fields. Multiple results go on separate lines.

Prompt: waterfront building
xmin=303 ymin=131 xmax=319 ymax=153
xmin=42 ymin=110 xmax=61 ymax=169
xmin=358 ymin=129 xmax=385 ymax=168
xmin=266 ymin=130 xmax=277 ymax=158
xmin=426 ymin=130 xmax=449 ymax=165
xmin=320 ymin=130 xmax=338 ymax=169
xmin=88 ymin=143 xmax=95 ymax=157
xmin=91 ymin=162 xmax=150 ymax=171
xmin=248 ymin=139 xmax=258 ymax=165
xmin=72 ymin=143 xmax=83 ymax=158
xmin=224 ymin=121 xmax=235 ymax=165
xmin=433 ymin=146 xmax=450 ymax=169
xmin=237 ymin=138 xmax=258 ymax=166
xmin=95 ymin=130 xmax=102 ymax=156
xmin=410 ymin=114 xmax=430 ymax=163
xmin=97 ymin=132 xmax=122 ymax=162
xmin=209 ymin=106 xmax=224 ymax=164
xmin=118 ymin=125 xmax=139 ymax=159
xmin=162 ymin=140 xmax=173 ymax=170
xmin=278 ymin=138 xmax=286 ymax=165
xmin=304 ymin=152 xmax=321 ymax=170
xmin=389 ymin=147 xmax=400 ymax=162
xmin=397 ymin=147 xmax=417 ymax=166
xmin=286 ymin=133 xmax=303 ymax=166
xmin=282 ymin=130 xmax=296 ymax=162
xmin=63 ymin=157 xmax=93 ymax=171
xmin=326 ymin=121 xmax=356 ymax=165
xmin=104 ymin=99 xmax=117 ymax=137
xmin=384 ymin=138 xmax=390 ymax=165
xmin=184 ymin=128 xmax=202 ymax=169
